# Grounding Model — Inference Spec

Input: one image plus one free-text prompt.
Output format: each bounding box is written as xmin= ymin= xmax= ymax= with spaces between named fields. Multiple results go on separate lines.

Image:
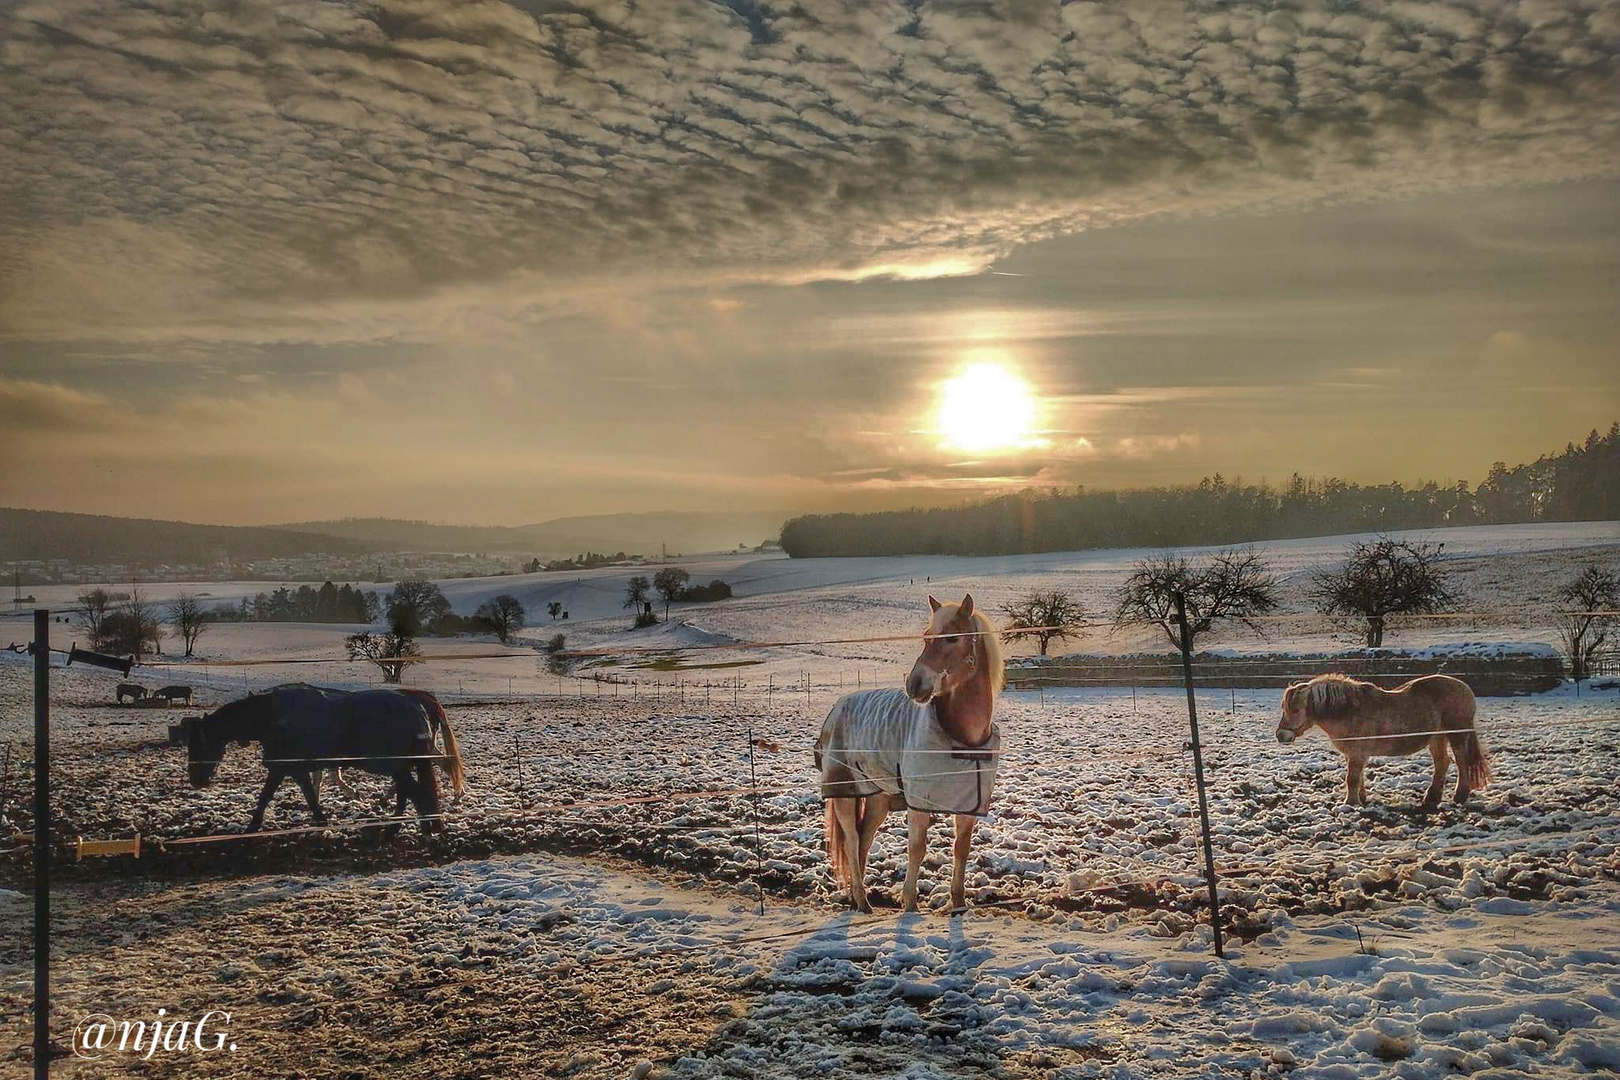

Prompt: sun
xmin=937 ymin=362 xmax=1037 ymax=452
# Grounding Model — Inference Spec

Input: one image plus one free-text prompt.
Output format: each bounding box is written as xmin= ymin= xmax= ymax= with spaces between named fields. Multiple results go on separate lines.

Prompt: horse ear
xmin=927 ymin=595 xmax=942 ymax=613
xmin=959 ymin=593 xmax=974 ymax=618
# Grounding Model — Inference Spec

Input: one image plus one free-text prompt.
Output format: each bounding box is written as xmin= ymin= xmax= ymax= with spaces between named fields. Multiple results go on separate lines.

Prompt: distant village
xmin=4 ymin=539 xmax=783 ymax=589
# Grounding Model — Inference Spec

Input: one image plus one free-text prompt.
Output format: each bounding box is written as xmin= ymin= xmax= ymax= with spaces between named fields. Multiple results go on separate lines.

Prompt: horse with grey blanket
xmin=816 ymin=594 xmax=1003 ymax=913
xmin=186 ymin=683 xmax=465 ymax=836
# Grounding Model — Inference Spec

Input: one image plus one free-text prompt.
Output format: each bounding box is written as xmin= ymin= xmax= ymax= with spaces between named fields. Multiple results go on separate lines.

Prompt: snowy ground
xmin=3 ymin=521 xmax=1619 ymax=1076
xmin=1 ymin=848 xmax=1617 ymax=1079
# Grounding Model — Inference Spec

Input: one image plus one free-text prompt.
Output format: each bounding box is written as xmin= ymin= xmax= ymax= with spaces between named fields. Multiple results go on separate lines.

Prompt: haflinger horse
xmin=815 ymin=594 xmax=1002 ymax=914
xmin=1276 ymin=673 xmax=1491 ymax=809
xmin=186 ymin=683 xmax=466 ymax=836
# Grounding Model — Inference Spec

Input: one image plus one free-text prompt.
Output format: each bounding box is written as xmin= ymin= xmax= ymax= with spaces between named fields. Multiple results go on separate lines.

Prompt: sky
xmin=1 ymin=0 xmax=1618 ymax=527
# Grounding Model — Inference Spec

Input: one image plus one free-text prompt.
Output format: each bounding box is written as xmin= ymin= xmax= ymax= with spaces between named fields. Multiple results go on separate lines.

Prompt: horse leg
xmin=413 ymin=760 xmax=441 ymax=835
xmin=1423 ymin=737 xmax=1449 ymax=812
xmin=380 ymin=771 xmax=412 ymax=842
xmin=900 ymin=810 xmax=931 ymax=913
xmin=950 ymin=813 xmax=976 ymax=912
xmin=249 ymin=769 xmax=286 ymax=832
xmin=855 ymin=793 xmax=889 ymax=888
xmin=1345 ymin=757 xmax=1365 ymax=806
xmin=831 ymin=798 xmax=867 ymax=912
xmin=290 ymin=770 xmax=327 ymax=826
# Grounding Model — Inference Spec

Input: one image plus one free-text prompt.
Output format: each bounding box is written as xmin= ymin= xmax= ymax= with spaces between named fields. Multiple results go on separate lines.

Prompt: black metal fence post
xmin=745 ymin=726 xmax=766 ymax=916
xmin=1173 ymin=593 xmax=1225 ymax=958
xmin=34 ymin=608 xmax=50 ymax=1078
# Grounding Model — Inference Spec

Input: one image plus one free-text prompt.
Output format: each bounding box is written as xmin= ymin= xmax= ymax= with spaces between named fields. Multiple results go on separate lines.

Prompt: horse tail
xmin=825 ymin=801 xmax=850 ymax=888
xmin=1442 ymin=681 xmax=1490 ymax=791
xmin=1449 ymin=728 xmax=1491 ymax=790
xmin=401 ymin=689 xmax=466 ymax=797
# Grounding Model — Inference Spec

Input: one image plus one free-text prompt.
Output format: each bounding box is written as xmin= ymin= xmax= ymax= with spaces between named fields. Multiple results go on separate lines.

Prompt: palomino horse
xmin=187 ymin=683 xmax=466 ymax=835
xmin=815 ymin=594 xmax=1002 ymax=913
xmin=1276 ymin=673 xmax=1491 ymax=809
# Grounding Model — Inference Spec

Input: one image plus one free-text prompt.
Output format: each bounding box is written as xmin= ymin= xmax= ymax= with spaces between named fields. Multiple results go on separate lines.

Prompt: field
xmin=2 ymin=522 xmax=1619 ymax=1078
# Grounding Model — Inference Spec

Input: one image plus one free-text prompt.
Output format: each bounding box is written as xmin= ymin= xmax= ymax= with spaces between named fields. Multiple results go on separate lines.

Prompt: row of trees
xmin=345 ymin=581 xmax=531 ymax=682
xmin=216 ymin=582 xmax=381 ymax=624
xmin=623 ymin=568 xmax=734 ymax=625
xmin=999 ymin=539 xmax=1620 ymax=681
xmin=78 ymin=587 xmax=208 ymax=658
xmin=1001 ymin=540 xmax=1447 ymax=656
xmin=79 ymin=577 xmax=532 ymax=668
xmin=780 ymin=424 xmax=1620 ymax=558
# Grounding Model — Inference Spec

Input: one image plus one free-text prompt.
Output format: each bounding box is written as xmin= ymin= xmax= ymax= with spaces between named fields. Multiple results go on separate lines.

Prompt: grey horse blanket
xmin=815 ymin=688 xmax=1001 ymax=816
xmin=265 ymin=684 xmax=432 ymax=775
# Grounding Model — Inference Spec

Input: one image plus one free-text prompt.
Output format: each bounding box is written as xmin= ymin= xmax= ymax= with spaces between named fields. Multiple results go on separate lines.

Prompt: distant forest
xmin=780 ymin=423 xmax=1620 ymax=558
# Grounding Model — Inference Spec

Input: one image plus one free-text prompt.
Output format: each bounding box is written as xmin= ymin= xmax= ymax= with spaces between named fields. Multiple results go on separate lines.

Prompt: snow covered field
xmin=2 ymin=521 xmax=1619 ymax=1076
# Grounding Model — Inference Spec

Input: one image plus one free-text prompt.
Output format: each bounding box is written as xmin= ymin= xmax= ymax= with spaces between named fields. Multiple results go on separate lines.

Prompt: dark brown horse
xmin=186 ymin=683 xmax=465 ymax=835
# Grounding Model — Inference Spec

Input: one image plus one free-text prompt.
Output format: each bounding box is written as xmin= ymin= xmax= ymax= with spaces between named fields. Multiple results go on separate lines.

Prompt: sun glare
xmin=937 ymin=362 xmax=1037 ymax=452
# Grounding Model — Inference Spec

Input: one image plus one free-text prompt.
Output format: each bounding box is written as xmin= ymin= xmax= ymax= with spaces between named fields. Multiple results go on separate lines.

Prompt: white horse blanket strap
xmin=816 ymin=688 xmax=1001 ymax=817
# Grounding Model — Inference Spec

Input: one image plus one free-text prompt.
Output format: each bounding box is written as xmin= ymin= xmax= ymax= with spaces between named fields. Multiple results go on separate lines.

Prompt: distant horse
xmin=815 ymin=594 xmax=1003 ymax=913
xmin=153 ymin=685 xmax=193 ymax=706
xmin=1276 ymin=673 xmax=1491 ymax=809
xmin=187 ymin=683 xmax=466 ymax=835
xmin=116 ymin=683 xmax=147 ymax=704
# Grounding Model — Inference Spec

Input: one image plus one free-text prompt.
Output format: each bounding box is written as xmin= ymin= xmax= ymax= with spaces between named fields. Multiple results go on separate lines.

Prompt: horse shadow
xmin=677 ymin=906 xmax=1008 ymax=1078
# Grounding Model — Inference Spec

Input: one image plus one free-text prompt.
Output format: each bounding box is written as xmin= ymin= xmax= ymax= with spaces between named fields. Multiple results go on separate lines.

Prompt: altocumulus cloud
xmin=1 ymin=0 xmax=1617 ymax=345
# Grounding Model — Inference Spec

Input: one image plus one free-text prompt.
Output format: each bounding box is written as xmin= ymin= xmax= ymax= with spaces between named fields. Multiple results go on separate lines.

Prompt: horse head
xmin=908 ymin=594 xmax=983 ymax=704
xmin=1276 ymin=681 xmax=1314 ymax=743
xmin=185 ymin=713 xmax=222 ymax=787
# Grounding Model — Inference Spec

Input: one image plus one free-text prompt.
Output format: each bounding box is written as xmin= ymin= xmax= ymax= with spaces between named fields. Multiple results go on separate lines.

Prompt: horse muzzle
xmin=1276 ymin=728 xmax=1296 ymax=744
xmin=905 ymin=665 xmax=942 ymax=704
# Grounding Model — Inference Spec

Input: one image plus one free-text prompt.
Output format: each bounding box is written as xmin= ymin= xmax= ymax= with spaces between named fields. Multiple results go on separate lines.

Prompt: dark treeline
xmin=213 ymin=581 xmax=381 ymax=623
xmin=781 ymin=423 xmax=1620 ymax=558
xmin=0 ymin=507 xmax=366 ymax=565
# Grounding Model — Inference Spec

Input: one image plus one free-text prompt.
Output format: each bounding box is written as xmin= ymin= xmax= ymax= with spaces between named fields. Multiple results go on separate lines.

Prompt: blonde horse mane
xmin=1294 ymin=672 xmax=1371 ymax=718
xmin=970 ymin=608 xmax=1005 ymax=696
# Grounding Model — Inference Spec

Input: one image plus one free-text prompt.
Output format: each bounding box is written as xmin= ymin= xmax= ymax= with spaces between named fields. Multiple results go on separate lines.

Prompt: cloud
xmin=0 ymin=0 xmax=1615 ymax=344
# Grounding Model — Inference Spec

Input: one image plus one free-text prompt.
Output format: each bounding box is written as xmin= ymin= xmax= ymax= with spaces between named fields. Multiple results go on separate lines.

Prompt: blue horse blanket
xmin=263 ymin=684 xmax=433 ymax=775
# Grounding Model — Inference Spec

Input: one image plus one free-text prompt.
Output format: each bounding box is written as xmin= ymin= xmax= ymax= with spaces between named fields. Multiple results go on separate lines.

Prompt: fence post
xmin=514 ymin=734 xmax=525 ymax=808
xmin=33 ymin=609 xmax=50 ymax=1079
xmin=745 ymin=726 xmax=766 ymax=916
xmin=1174 ymin=593 xmax=1225 ymax=958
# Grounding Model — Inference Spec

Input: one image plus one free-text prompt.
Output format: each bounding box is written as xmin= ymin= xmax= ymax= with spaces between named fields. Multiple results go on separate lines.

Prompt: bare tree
xmin=97 ymin=586 xmax=165 ymax=659
xmin=165 ymin=592 xmax=210 ymax=657
xmin=345 ymin=623 xmax=420 ymax=683
xmin=76 ymin=587 xmax=118 ymax=650
xmin=547 ymin=601 xmax=563 ymax=621
xmin=653 ymin=567 xmax=691 ymax=619
xmin=999 ymin=590 xmax=1087 ymax=655
xmin=476 ymin=594 xmax=526 ymax=644
xmin=624 ymin=575 xmax=651 ymax=611
xmin=1310 ymin=536 xmax=1456 ymax=647
xmin=1557 ymin=565 xmax=1619 ymax=682
xmin=1115 ymin=547 xmax=1279 ymax=650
